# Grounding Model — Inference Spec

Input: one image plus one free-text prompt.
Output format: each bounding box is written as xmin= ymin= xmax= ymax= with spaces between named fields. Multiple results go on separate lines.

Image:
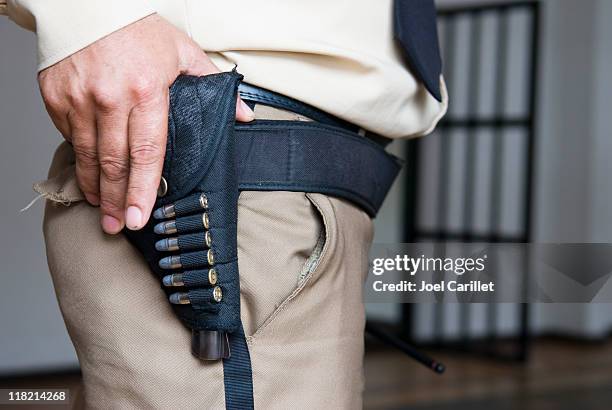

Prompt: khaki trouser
xmin=38 ymin=109 xmax=374 ymax=409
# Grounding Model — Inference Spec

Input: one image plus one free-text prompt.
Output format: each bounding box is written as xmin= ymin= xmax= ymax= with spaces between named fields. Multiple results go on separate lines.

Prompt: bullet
xmin=155 ymin=237 xmax=179 ymax=252
xmin=158 ymin=249 xmax=215 ymax=269
xmin=153 ymin=193 xmax=208 ymax=220
xmin=153 ymin=204 xmax=176 ymax=220
xmin=154 ymin=220 xmax=177 ymax=235
xmin=162 ymin=273 xmax=184 ymax=287
xmin=156 ymin=232 xmax=211 ymax=252
xmin=169 ymin=292 xmax=190 ymax=305
xmin=159 ymin=255 xmax=182 ymax=270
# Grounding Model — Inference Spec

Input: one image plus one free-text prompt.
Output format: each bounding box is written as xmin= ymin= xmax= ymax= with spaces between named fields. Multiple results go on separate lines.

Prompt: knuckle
xmin=77 ymin=180 xmax=97 ymax=196
xmin=130 ymin=141 xmax=163 ymax=166
xmin=38 ymin=73 xmax=70 ymax=112
xmin=73 ymin=143 xmax=97 ymax=164
xmin=67 ymin=88 xmax=88 ymax=110
xmin=92 ymin=87 xmax=121 ymax=111
xmin=127 ymin=182 xmax=149 ymax=198
xmin=99 ymin=155 xmax=129 ymax=182
xmin=40 ymin=89 xmax=63 ymax=112
xmin=99 ymin=196 xmax=122 ymax=214
xmin=130 ymin=77 xmax=157 ymax=101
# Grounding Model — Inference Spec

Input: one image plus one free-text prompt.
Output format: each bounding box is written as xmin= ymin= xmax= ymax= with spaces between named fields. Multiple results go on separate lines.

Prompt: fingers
xmin=40 ymin=36 xmax=252 ymax=237
xmin=40 ymin=71 xmax=102 ymax=206
xmin=69 ymin=110 xmax=100 ymax=206
xmin=124 ymin=91 xmax=168 ymax=231
xmin=96 ymin=100 xmax=131 ymax=234
xmin=37 ymin=16 xmax=248 ymax=236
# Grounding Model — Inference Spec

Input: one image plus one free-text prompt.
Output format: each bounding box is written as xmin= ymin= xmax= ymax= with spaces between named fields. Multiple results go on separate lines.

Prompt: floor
xmin=364 ymin=338 xmax=612 ymax=410
xmin=1 ymin=338 xmax=611 ymax=409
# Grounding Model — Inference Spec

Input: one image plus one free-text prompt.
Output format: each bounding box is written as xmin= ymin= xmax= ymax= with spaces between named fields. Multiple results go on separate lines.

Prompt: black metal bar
xmin=366 ymin=323 xmax=446 ymax=374
xmin=516 ymin=1 xmax=541 ymax=363
xmin=489 ymin=9 xmax=510 ymax=252
xmin=462 ymin=12 xmax=483 ymax=242
xmin=456 ymin=11 xmax=484 ymax=350
xmin=432 ymin=16 xmax=458 ymax=347
xmin=525 ymin=1 xmax=540 ymax=258
xmin=485 ymin=9 xmax=510 ymax=352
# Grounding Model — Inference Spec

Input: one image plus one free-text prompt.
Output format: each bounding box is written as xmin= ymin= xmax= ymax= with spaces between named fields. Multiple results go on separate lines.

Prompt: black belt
xmin=236 ymin=83 xmax=402 ymax=216
xmin=238 ymin=82 xmax=394 ymax=147
xmin=234 ymin=119 xmax=400 ymax=217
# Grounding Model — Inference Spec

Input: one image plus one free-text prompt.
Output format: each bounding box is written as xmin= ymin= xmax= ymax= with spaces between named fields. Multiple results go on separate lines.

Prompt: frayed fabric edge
xmin=29 ymin=182 xmax=75 ymax=208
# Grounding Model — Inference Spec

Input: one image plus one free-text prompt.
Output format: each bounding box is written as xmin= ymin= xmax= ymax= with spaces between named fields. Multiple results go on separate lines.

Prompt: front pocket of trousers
xmin=247 ymin=192 xmax=335 ymax=339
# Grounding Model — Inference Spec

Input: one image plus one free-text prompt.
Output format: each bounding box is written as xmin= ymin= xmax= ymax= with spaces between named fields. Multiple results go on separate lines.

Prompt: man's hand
xmin=38 ymin=14 xmax=254 ymax=234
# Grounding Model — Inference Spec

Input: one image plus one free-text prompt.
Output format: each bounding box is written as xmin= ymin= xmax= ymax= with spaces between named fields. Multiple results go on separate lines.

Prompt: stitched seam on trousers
xmin=298 ymin=231 xmax=325 ymax=285
xmin=250 ymin=193 xmax=336 ymax=340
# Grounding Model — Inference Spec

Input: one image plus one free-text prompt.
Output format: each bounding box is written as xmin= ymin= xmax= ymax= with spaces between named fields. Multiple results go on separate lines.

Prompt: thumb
xmin=235 ymin=96 xmax=255 ymax=123
xmin=178 ymin=41 xmax=219 ymax=77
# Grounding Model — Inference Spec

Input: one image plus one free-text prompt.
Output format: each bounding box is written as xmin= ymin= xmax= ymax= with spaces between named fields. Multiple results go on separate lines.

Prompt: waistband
xmin=238 ymin=82 xmax=393 ymax=147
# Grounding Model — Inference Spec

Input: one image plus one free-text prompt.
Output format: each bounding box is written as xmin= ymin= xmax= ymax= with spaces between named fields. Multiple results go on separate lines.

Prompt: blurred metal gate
xmin=401 ymin=1 xmax=541 ymax=361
